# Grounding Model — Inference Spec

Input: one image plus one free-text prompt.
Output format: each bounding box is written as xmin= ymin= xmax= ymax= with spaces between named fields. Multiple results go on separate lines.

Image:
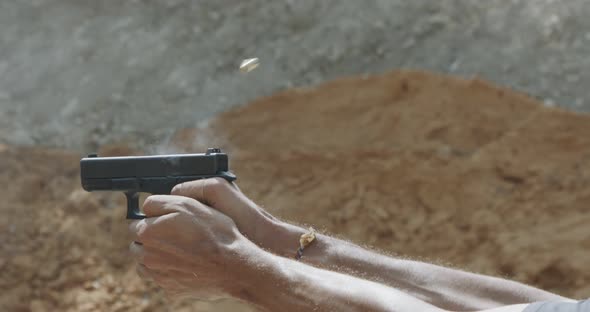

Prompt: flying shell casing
xmin=239 ymin=58 xmax=260 ymax=73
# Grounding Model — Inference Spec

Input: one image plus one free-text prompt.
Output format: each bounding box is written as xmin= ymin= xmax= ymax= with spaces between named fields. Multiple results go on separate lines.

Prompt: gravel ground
xmin=1 ymin=0 xmax=589 ymax=152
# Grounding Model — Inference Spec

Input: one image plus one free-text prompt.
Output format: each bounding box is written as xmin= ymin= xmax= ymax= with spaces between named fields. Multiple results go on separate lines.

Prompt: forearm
xmin=263 ymin=221 xmax=568 ymax=311
xmin=230 ymin=240 xmax=443 ymax=312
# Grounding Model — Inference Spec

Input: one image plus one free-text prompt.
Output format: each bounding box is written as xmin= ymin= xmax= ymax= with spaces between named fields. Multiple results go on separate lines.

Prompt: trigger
xmin=125 ymin=192 xmax=146 ymax=220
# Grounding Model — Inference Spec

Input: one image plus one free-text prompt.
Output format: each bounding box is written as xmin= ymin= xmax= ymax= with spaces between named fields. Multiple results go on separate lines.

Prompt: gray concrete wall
xmin=1 ymin=0 xmax=589 ymax=152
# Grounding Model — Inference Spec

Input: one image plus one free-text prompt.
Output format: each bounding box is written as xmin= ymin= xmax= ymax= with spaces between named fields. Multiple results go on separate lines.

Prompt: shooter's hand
xmin=128 ymin=194 xmax=253 ymax=299
xmin=171 ymin=178 xmax=300 ymax=258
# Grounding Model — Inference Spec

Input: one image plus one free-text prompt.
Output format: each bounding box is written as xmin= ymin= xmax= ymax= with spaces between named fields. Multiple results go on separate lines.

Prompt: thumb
xmin=142 ymin=195 xmax=187 ymax=218
xmin=171 ymin=178 xmax=259 ymax=222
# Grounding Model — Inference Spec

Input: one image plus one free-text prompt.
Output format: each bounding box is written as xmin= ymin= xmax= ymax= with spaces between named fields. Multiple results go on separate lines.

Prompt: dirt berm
xmin=1 ymin=70 xmax=589 ymax=311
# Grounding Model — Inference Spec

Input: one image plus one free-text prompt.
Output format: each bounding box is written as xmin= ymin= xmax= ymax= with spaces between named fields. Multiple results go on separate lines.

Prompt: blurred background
xmin=2 ymin=0 xmax=590 ymax=151
xmin=1 ymin=1 xmax=589 ymax=311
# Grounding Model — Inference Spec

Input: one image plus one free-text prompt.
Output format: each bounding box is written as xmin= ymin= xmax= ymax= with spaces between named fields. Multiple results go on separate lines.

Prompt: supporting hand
xmin=170 ymin=178 xmax=302 ymax=257
xmin=128 ymin=194 xmax=254 ymax=300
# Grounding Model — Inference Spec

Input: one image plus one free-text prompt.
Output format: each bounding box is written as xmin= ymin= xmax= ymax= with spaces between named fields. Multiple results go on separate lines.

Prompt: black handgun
xmin=80 ymin=147 xmax=236 ymax=219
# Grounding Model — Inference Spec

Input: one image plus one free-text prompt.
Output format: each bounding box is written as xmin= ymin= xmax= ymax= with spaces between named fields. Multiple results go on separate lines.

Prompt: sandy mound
xmin=2 ymin=70 xmax=589 ymax=311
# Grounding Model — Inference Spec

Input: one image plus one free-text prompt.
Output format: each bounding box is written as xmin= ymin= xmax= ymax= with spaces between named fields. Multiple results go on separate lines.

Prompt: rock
xmin=30 ymin=300 xmax=46 ymax=312
xmin=38 ymin=261 xmax=60 ymax=280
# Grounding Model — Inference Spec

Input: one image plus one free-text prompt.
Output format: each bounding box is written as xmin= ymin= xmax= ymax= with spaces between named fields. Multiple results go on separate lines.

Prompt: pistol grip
xmin=125 ymin=192 xmax=146 ymax=219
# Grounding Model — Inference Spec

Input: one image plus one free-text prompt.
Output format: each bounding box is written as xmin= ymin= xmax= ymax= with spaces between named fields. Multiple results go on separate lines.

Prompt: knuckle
xmin=171 ymin=182 xmax=185 ymax=195
xmin=130 ymin=220 xmax=150 ymax=241
xmin=161 ymin=199 xmax=176 ymax=210
xmin=144 ymin=194 xmax=165 ymax=206
xmin=142 ymin=196 xmax=157 ymax=210
xmin=136 ymin=224 xmax=151 ymax=241
xmin=172 ymin=180 xmax=200 ymax=196
xmin=206 ymin=177 xmax=230 ymax=197
xmin=179 ymin=194 xmax=206 ymax=210
xmin=172 ymin=178 xmax=231 ymax=201
xmin=143 ymin=195 xmax=155 ymax=205
xmin=177 ymin=195 xmax=195 ymax=207
xmin=210 ymin=177 xmax=229 ymax=188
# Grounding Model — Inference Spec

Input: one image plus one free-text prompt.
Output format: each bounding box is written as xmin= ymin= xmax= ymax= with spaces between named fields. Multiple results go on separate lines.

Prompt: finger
xmin=142 ymin=194 xmax=188 ymax=218
xmin=231 ymin=181 xmax=242 ymax=193
xmin=171 ymin=178 xmax=227 ymax=206
xmin=128 ymin=219 xmax=148 ymax=243
xmin=129 ymin=216 xmax=173 ymax=244
xmin=129 ymin=241 xmax=145 ymax=263
xmin=136 ymin=263 xmax=153 ymax=281
xmin=132 ymin=240 xmax=182 ymax=270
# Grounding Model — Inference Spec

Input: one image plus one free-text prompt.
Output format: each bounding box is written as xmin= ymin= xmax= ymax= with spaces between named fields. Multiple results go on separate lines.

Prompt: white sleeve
xmin=522 ymin=299 xmax=590 ymax=312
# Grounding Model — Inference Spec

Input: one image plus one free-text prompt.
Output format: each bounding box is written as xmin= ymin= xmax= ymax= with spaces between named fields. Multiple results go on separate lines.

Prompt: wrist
xmin=216 ymin=235 xmax=255 ymax=293
xmin=261 ymin=220 xmax=332 ymax=265
xmin=225 ymin=239 xmax=288 ymax=306
xmin=260 ymin=220 xmax=302 ymax=257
